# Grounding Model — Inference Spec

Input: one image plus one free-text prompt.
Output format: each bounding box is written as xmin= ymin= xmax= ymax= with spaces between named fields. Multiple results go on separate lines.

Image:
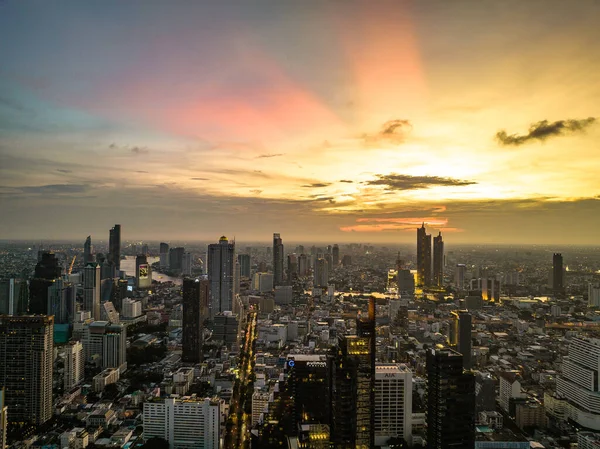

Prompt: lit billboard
xmin=138 ymin=264 xmax=149 ymax=279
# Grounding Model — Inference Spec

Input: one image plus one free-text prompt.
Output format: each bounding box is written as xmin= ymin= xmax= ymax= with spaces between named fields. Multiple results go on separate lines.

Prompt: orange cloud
xmin=355 ymin=217 xmax=449 ymax=226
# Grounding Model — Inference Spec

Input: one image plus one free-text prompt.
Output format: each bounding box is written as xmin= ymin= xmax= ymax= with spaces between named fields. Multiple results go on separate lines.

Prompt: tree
xmin=142 ymin=437 xmax=170 ymax=449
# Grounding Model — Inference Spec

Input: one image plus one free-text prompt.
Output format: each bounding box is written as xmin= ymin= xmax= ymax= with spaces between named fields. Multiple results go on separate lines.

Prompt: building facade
xmin=182 ymin=278 xmax=209 ymax=364
xmin=273 ymin=233 xmax=284 ymax=287
xmin=374 ymin=364 xmax=413 ymax=446
xmin=207 ymin=237 xmax=235 ymax=321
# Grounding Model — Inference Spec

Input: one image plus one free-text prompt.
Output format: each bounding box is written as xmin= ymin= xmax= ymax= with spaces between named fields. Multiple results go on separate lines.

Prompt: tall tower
xmin=29 ymin=252 xmax=62 ymax=315
xmin=450 ymin=310 xmax=472 ymax=370
xmin=433 ymin=232 xmax=444 ymax=287
xmin=416 ymin=224 xmax=432 ymax=287
xmin=237 ymin=254 xmax=251 ymax=278
xmin=374 ymin=364 xmax=412 ymax=446
xmin=207 ymin=236 xmax=235 ymax=321
xmin=553 ymin=253 xmax=564 ymax=297
xmin=83 ymin=262 xmax=101 ymax=320
xmin=332 ymin=244 xmax=340 ymax=267
xmin=426 ymin=348 xmax=475 ymax=449
xmin=0 ymin=279 xmax=28 ymax=316
xmin=182 ymin=278 xmax=209 ymax=364
xmin=0 ymin=315 xmax=54 ymax=426
xmin=273 ymin=233 xmax=284 ymax=287
xmin=109 ymin=224 xmax=121 ymax=272
xmin=159 ymin=243 xmax=169 ymax=269
xmin=83 ymin=236 xmax=92 ymax=265
xmin=64 ymin=341 xmax=84 ymax=390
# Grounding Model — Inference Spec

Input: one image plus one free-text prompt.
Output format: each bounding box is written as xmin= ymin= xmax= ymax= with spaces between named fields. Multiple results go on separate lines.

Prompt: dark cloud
xmin=256 ymin=153 xmax=284 ymax=159
xmin=136 ymin=170 xmax=149 ymax=173
xmin=364 ymin=119 xmax=413 ymax=145
xmin=131 ymin=146 xmax=149 ymax=155
xmin=339 ymin=179 xmax=353 ymax=183
xmin=108 ymin=143 xmax=150 ymax=154
xmin=190 ymin=177 xmax=209 ymax=181
xmin=496 ymin=117 xmax=597 ymax=146
xmin=0 ymin=184 xmax=90 ymax=196
xmin=109 ymin=143 xmax=117 ymax=149
xmin=56 ymin=169 xmax=72 ymax=174
xmin=366 ymin=174 xmax=475 ymax=190
xmin=301 ymin=182 xmax=331 ymax=188
xmin=250 ymin=189 xmax=263 ymax=195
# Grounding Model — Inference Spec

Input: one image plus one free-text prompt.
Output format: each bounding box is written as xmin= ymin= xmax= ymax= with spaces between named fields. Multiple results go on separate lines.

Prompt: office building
xmin=314 ymin=257 xmax=329 ymax=288
xmin=253 ymin=272 xmax=274 ymax=293
xmin=0 ymin=388 xmax=6 ymax=449
xmin=159 ymin=242 xmax=169 ymax=269
xmin=83 ymin=236 xmax=92 ymax=264
xmin=238 ymin=254 xmax=251 ymax=278
xmin=273 ymin=233 xmax=284 ymax=287
xmin=82 ymin=321 xmax=127 ymax=372
xmin=122 ymin=298 xmax=142 ymax=319
xmin=143 ymin=396 xmax=220 ymax=449
xmin=298 ymin=254 xmax=309 ymax=276
xmin=29 ymin=252 xmax=62 ymax=315
xmin=182 ymin=252 xmax=193 ymax=276
xmin=475 ymin=371 xmax=496 ymax=413
xmin=64 ymin=341 xmax=84 ymax=390
xmin=0 ymin=279 xmax=28 ymax=316
xmin=285 ymin=355 xmax=330 ymax=432
xmin=498 ymin=371 xmax=525 ymax=413
xmin=374 ymin=364 xmax=412 ymax=446
xmin=208 ymin=236 xmax=235 ymax=320
xmin=397 ymin=269 xmax=415 ymax=296
xmin=93 ymin=368 xmax=120 ymax=392
xmin=589 ymin=283 xmax=600 ymax=308
xmin=275 ymin=285 xmax=293 ymax=305
xmin=108 ymin=224 xmax=121 ymax=272
xmin=101 ymin=301 xmax=120 ymax=323
xmin=182 ymin=278 xmax=209 ymax=364
xmin=141 ymin=243 xmax=148 ymax=255
xmin=455 ymin=264 xmax=467 ymax=290
xmin=556 ymin=337 xmax=600 ymax=430
xmin=169 ymin=247 xmax=185 ymax=271
xmin=433 ymin=232 xmax=444 ymax=287
xmin=0 ymin=315 xmax=54 ymax=425
xmin=416 ymin=224 xmax=432 ymax=287
xmin=213 ymin=312 xmax=239 ymax=347
xmin=449 ymin=310 xmax=472 ymax=370
xmin=552 ymin=253 xmax=564 ymax=297
xmin=252 ymin=391 xmax=270 ymax=426
xmin=83 ymin=262 xmax=101 ymax=320
xmin=136 ymin=255 xmax=152 ymax=289
xmin=426 ymin=348 xmax=475 ymax=449
xmin=332 ymin=244 xmax=340 ymax=267
xmin=287 ymin=254 xmax=298 ymax=282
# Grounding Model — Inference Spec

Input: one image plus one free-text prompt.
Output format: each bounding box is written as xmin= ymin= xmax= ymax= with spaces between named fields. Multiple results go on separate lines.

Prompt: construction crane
xmin=68 ymin=255 xmax=76 ymax=275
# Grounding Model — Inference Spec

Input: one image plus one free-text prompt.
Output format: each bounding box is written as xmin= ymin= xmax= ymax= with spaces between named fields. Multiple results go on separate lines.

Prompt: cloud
xmin=365 ymin=174 xmax=475 ymax=190
xmin=108 ymin=143 xmax=150 ymax=154
xmin=364 ymin=119 xmax=413 ymax=145
xmin=0 ymin=184 xmax=90 ymax=196
xmin=131 ymin=146 xmax=149 ymax=155
xmin=340 ymin=216 xmax=465 ymax=233
xmin=339 ymin=179 xmax=353 ymax=183
xmin=56 ymin=169 xmax=72 ymax=174
xmin=136 ymin=170 xmax=149 ymax=173
xmin=256 ymin=153 xmax=284 ymax=159
xmin=190 ymin=177 xmax=209 ymax=181
xmin=301 ymin=182 xmax=332 ymax=188
xmin=496 ymin=117 xmax=597 ymax=146
xmin=250 ymin=189 xmax=263 ymax=195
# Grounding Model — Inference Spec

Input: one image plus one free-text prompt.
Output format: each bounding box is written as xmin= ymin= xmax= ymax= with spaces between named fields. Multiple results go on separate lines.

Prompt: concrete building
xmin=273 ymin=233 xmax=284 ymax=287
xmin=374 ymin=364 xmax=412 ymax=446
xmin=82 ymin=321 xmax=127 ymax=372
xmin=93 ymin=368 xmax=120 ymax=392
xmin=589 ymin=283 xmax=600 ymax=308
xmin=159 ymin=242 xmax=169 ymax=269
xmin=101 ymin=301 xmax=119 ymax=323
xmin=252 ymin=391 xmax=270 ymax=426
xmin=213 ymin=312 xmax=238 ymax=347
xmin=143 ymin=396 xmax=220 ymax=449
xmin=253 ymin=272 xmax=274 ymax=293
xmin=182 ymin=252 xmax=193 ymax=277
xmin=0 ymin=279 xmax=28 ymax=316
xmin=208 ymin=236 xmax=235 ymax=320
xmin=83 ymin=262 xmax=101 ymax=320
xmin=455 ymin=264 xmax=467 ymax=290
xmin=499 ymin=371 xmax=525 ymax=413
xmin=64 ymin=341 xmax=84 ymax=390
xmin=122 ymin=298 xmax=142 ymax=318
xmin=274 ymin=285 xmax=293 ymax=305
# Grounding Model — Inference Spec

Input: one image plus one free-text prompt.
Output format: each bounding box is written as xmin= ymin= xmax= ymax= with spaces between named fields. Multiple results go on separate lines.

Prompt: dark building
xmin=182 ymin=278 xmax=209 ymax=363
xmin=331 ymin=298 xmax=376 ymax=449
xmin=0 ymin=315 xmax=54 ymax=426
xmin=0 ymin=279 xmax=28 ymax=315
xmin=341 ymin=255 xmax=352 ymax=267
xmin=287 ymin=254 xmax=298 ymax=282
xmin=449 ymin=310 xmax=472 ymax=370
xmin=417 ymin=223 xmax=432 ymax=287
xmin=426 ymin=348 xmax=475 ymax=449
xmin=237 ymin=254 xmax=251 ymax=278
xmin=108 ymin=224 xmax=121 ymax=272
xmin=29 ymin=252 xmax=62 ymax=315
xmin=169 ymin=247 xmax=185 ymax=271
xmin=285 ymin=354 xmax=330 ymax=433
xmin=213 ymin=312 xmax=238 ymax=347
xmin=273 ymin=233 xmax=284 ymax=287
xmin=332 ymin=244 xmax=340 ymax=267
xmin=83 ymin=235 xmax=92 ymax=264
xmin=553 ymin=253 xmax=564 ymax=297
xmin=433 ymin=232 xmax=444 ymax=287
xmin=48 ymin=278 xmax=75 ymax=325
xmin=475 ymin=371 xmax=496 ymax=413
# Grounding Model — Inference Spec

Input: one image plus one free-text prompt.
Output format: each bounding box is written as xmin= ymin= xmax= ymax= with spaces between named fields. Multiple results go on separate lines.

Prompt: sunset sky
xmin=1 ymin=0 xmax=599 ymax=243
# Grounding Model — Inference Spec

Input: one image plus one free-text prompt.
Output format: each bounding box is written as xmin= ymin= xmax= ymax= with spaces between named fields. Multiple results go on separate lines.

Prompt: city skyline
xmin=1 ymin=1 xmax=600 ymax=243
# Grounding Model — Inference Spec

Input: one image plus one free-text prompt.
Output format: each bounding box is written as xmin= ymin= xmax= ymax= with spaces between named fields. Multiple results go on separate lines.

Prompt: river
xmin=120 ymin=256 xmax=183 ymax=285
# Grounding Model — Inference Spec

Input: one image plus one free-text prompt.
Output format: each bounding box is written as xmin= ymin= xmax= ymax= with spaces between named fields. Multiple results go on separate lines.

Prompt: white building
xmin=101 ymin=301 xmax=120 ymax=323
xmin=499 ymin=370 xmax=525 ymax=413
xmin=252 ymin=391 xmax=270 ymax=426
xmin=82 ymin=321 xmax=127 ymax=373
xmin=143 ymin=396 xmax=220 ymax=449
xmin=374 ymin=363 xmax=413 ymax=446
xmin=557 ymin=337 xmax=600 ymax=430
xmin=64 ymin=341 xmax=84 ymax=390
xmin=93 ymin=368 xmax=120 ymax=392
xmin=589 ymin=283 xmax=600 ymax=308
xmin=122 ymin=298 xmax=142 ymax=318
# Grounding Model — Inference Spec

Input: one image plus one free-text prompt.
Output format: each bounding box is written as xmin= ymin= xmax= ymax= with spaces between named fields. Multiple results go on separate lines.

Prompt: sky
xmin=1 ymin=0 xmax=599 ymax=244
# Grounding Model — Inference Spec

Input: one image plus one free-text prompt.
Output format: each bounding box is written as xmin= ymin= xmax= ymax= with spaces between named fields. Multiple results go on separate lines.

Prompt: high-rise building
xmin=0 ymin=387 xmax=6 ymax=449
xmin=64 ymin=341 xmax=84 ymax=390
xmin=108 ymin=224 xmax=121 ymax=272
xmin=136 ymin=255 xmax=152 ymax=289
xmin=101 ymin=301 xmax=120 ymax=323
xmin=397 ymin=270 xmax=415 ymax=296
xmin=273 ymin=233 xmax=284 ymax=287
xmin=83 ymin=262 xmax=101 ymax=320
xmin=213 ymin=312 xmax=239 ymax=347
xmin=287 ymin=254 xmax=298 ymax=282
xmin=589 ymin=283 xmax=600 ymax=308
xmin=48 ymin=277 xmax=76 ymax=325
xmin=82 ymin=321 xmax=127 ymax=372
xmin=0 ymin=279 xmax=28 ymax=315
xmin=314 ymin=257 xmax=329 ymax=288
xmin=83 ymin=236 xmax=92 ymax=265
xmin=332 ymin=244 xmax=340 ymax=267
xmin=169 ymin=247 xmax=185 ymax=271
xmin=556 ymin=337 xmax=600 ymax=430
xmin=449 ymin=310 xmax=472 ymax=370
xmin=455 ymin=264 xmax=467 ymax=290
xmin=475 ymin=371 xmax=496 ymax=413
xmin=238 ymin=254 xmax=251 ymax=278
xmin=159 ymin=242 xmax=169 ymax=269
xmin=29 ymin=252 xmax=62 ymax=315
xmin=553 ymin=253 xmax=564 ymax=297
xmin=298 ymin=254 xmax=309 ymax=277
xmin=182 ymin=278 xmax=209 ymax=364
xmin=207 ymin=237 xmax=235 ymax=320
xmin=253 ymin=272 xmax=274 ymax=293
xmin=285 ymin=355 xmax=330 ymax=433
xmin=374 ymin=364 xmax=412 ymax=446
xmin=416 ymin=224 xmax=432 ymax=287
xmin=433 ymin=232 xmax=444 ymax=287
xmin=0 ymin=315 xmax=54 ymax=425
xmin=141 ymin=243 xmax=149 ymax=255
xmin=143 ymin=397 xmax=220 ymax=449
xmin=181 ymin=252 xmax=193 ymax=277
xmin=426 ymin=348 xmax=475 ymax=449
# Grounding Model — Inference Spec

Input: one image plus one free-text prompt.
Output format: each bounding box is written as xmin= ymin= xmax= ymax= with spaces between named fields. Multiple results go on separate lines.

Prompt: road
xmin=225 ymin=311 xmax=257 ymax=449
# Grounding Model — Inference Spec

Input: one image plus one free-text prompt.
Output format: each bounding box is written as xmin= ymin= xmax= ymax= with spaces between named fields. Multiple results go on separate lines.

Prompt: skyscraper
xmin=433 ymin=232 xmax=444 ymax=287
xmin=64 ymin=341 xmax=84 ymax=390
xmin=0 ymin=387 xmax=6 ymax=449
xmin=553 ymin=253 xmax=564 ymax=297
xmin=0 ymin=279 xmax=28 ymax=315
xmin=426 ymin=348 xmax=475 ymax=449
xmin=83 ymin=236 xmax=92 ymax=264
xmin=449 ymin=310 xmax=472 ymax=370
xmin=48 ymin=277 xmax=76 ymax=325
xmin=237 ymin=254 xmax=251 ymax=278
xmin=374 ymin=364 xmax=413 ymax=446
xmin=182 ymin=278 xmax=209 ymax=364
xmin=108 ymin=224 xmax=121 ymax=272
xmin=416 ymin=224 xmax=432 ymax=287
xmin=273 ymin=233 xmax=284 ymax=287
xmin=169 ymin=247 xmax=185 ymax=271
xmin=0 ymin=315 xmax=54 ymax=425
xmin=29 ymin=252 xmax=62 ymax=315
xmin=82 ymin=321 xmax=127 ymax=372
xmin=159 ymin=242 xmax=169 ymax=269
xmin=298 ymin=254 xmax=309 ymax=277
xmin=83 ymin=262 xmax=101 ymax=320
xmin=314 ymin=257 xmax=329 ymax=288
xmin=455 ymin=264 xmax=467 ymax=290
xmin=182 ymin=252 xmax=193 ymax=276
xmin=207 ymin=236 xmax=235 ymax=321
xmin=332 ymin=244 xmax=340 ymax=267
